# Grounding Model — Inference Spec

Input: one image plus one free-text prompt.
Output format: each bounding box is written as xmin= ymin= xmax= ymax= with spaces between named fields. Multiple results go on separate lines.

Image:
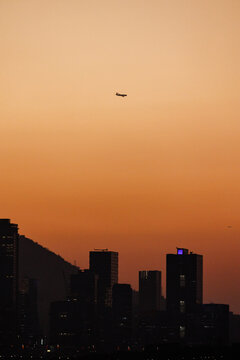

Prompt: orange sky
xmin=0 ymin=0 xmax=240 ymax=312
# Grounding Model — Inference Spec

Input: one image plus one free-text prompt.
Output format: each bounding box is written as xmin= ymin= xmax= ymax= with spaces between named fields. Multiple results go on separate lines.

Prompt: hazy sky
xmin=1 ymin=0 xmax=240 ymax=312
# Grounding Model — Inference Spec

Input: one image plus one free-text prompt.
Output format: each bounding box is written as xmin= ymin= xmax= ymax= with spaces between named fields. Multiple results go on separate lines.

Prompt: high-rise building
xmin=112 ymin=283 xmax=132 ymax=348
xmin=166 ymin=248 xmax=203 ymax=342
xmin=89 ymin=249 xmax=118 ymax=308
xmin=50 ymin=270 xmax=99 ymax=347
xmin=0 ymin=219 xmax=19 ymax=342
xmin=18 ymin=278 xmax=40 ymax=344
xmin=166 ymin=248 xmax=203 ymax=315
xmin=139 ymin=271 xmax=162 ymax=314
xmin=70 ymin=269 xmax=98 ymax=304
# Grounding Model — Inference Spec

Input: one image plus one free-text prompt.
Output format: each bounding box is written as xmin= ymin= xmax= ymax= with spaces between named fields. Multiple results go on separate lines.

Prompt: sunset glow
xmin=0 ymin=0 xmax=240 ymax=312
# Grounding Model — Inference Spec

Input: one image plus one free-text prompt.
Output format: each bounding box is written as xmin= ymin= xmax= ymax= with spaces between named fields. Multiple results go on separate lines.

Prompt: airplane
xmin=116 ymin=92 xmax=127 ymax=97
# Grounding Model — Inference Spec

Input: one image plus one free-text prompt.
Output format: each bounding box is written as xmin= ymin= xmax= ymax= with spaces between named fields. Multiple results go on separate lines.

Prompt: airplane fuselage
xmin=116 ymin=92 xmax=127 ymax=97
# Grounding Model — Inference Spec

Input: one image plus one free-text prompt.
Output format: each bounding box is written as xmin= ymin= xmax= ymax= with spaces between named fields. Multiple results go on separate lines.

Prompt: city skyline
xmin=1 ymin=0 xmax=240 ymax=315
xmin=0 ymin=218 xmax=238 ymax=315
xmin=0 ymin=218 xmax=237 ymax=350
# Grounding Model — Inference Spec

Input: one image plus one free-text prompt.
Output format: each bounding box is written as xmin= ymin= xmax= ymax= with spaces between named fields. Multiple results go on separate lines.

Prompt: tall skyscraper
xmin=139 ymin=270 xmax=162 ymax=314
xmin=166 ymin=248 xmax=203 ymax=315
xmin=112 ymin=283 xmax=132 ymax=348
xmin=0 ymin=219 xmax=78 ymax=343
xmin=89 ymin=249 xmax=118 ymax=308
xmin=0 ymin=219 xmax=19 ymax=341
xmin=166 ymin=248 xmax=203 ymax=342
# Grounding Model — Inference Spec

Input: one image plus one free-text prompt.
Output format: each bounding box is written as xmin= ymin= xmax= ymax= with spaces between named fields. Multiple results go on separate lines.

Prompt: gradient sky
xmin=1 ymin=0 xmax=240 ymax=312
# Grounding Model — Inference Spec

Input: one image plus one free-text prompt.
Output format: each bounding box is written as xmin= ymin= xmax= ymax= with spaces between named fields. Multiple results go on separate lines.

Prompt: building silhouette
xmin=166 ymin=248 xmax=203 ymax=342
xmin=0 ymin=220 xmax=235 ymax=350
xmin=0 ymin=219 xmax=19 ymax=343
xmin=0 ymin=219 xmax=78 ymax=344
xmin=89 ymin=249 xmax=118 ymax=308
xmin=139 ymin=270 xmax=162 ymax=315
xmin=229 ymin=312 xmax=240 ymax=344
xmin=138 ymin=271 xmax=167 ymax=346
xmin=50 ymin=270 xmax=98 ymax=347
xmin=70 ymin=269 xmax=98 ymax=304
xmin=89 ymin=250 xmax=118 ymax=348
xmin=112 ymin=283 xmax=132 ymax=349
xmin=167 ymin=248 xmax=203 ymax=315
xmin=18 ymin=278 xmax=40 ymax=344
xmin=201 ymin=303 xmax=229 ymax=346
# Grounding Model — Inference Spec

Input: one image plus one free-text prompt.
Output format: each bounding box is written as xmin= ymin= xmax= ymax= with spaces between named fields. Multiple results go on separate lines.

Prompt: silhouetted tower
xmin=139 ymin=271 xmax=162 ymax=314
xmin=0 ymin=219 xmax=19 ymax=341
xmin=89 ymin=249 xmax=118 ymax=308
xmin=167 ymin=248 xmax=203 ymax=315
xmin=18 ymin=278 xmax=40 ymax=343
xmin=112 ymin=283 xmax=132 ymax=348
xmin=70 ymin=269 xmax=98 ymax=305
xmin=50 ymin=269 xmax=99 ymax=347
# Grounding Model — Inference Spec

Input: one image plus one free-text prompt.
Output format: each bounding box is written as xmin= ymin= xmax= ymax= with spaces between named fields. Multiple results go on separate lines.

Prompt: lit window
xmin=179 ymin=325 xmax=185 ymax=338
xmin=179 ymin=300 xmax=185 ymax=313
xmin=59 ymin=313 xmax=68 ymax=318
xmin=179 ymin=274 xmax=186 ymax=287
